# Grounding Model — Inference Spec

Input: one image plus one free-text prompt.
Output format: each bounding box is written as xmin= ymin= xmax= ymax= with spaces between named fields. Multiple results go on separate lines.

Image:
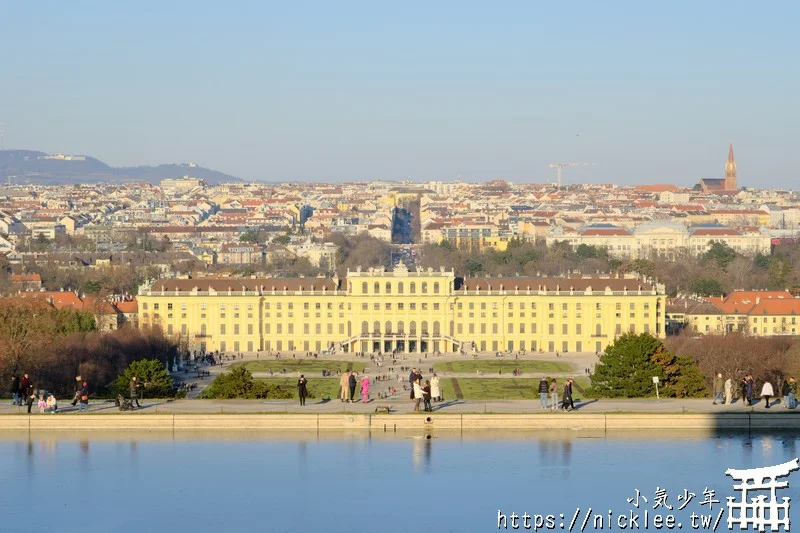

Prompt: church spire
xmin=725 ymin=143 xmax=737 ymax=190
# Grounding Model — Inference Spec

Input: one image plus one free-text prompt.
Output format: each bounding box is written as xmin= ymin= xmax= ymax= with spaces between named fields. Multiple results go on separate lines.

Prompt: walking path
xmin=2 ymin=396 xmax=796 ymax=415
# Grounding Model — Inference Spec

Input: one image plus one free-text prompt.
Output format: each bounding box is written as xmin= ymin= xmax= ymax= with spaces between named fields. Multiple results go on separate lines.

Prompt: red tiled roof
xmin=115 ymin=300 xmax=138 ymax=313
xmin=691 ymin=229 xmax=739 ymax=236
xmin=150 ymin=277 xmax=341 ymax=292
xmin=11 ymin=273 xmax=41 ymax=282
xmin=749 ymin=299 xmax=800 ymax=316
xmin=581 ymin=228 xmax=631 ymax=236
xmin=459 ymin=277 xmax=656 ymax=292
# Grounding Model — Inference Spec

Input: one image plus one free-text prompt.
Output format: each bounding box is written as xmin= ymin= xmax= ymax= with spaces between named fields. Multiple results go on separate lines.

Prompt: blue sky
xmin=1 ymin=1 xmax=799 ymax=186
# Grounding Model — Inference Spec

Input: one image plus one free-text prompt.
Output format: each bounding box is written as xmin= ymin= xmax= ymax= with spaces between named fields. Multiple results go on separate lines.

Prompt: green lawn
xmin=434 ymin=360 xmax=572 ymax=374
xmin=439 ymin=377 xmax=592 ymax=401
xmin=256 ymin=378 xmax=342 ymax=400
xmin=231 ymin=359 xmax=365 ymax=374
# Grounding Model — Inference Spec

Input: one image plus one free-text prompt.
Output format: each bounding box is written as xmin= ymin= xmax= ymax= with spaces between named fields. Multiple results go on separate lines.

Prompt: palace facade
xmin=137 ymin=265 xmax=666 ymax=354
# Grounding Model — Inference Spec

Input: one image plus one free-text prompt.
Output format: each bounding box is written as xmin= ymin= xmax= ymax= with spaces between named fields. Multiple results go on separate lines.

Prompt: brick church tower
xmin=725 ymin=143 xmax=737 ymax=190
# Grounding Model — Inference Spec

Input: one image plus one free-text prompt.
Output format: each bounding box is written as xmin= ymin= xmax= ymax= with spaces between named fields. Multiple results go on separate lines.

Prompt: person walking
xmin=561 ymin=379 xmax=573 ymax=411
xmin=20 ymin=374 xmax=30 ymax=400
xmin=78 ymin=381 xmax=89 ymax=412
xmin=360 ymin=375 xmax=370 ymax=404
xmin=761 ymin=380 xmax=774 ymax=409
xmin=10 ymin=375 xmax=20 ymax=406
xmin=782 ymin=377 xmax=792 ymax=408
xmin=740 ymin=377 xmax=748 ymax=405
xmin=724 ymin=377 xmax=733 ymax=405
xmin=339 ymin=371 xmax=350 ymax=402
xmin=129 ymin=376 xmax=141 ymax=409
xmin=712 ymin=373 xmax=724 ymax=405
xmin=538 ymin=378 xmax=550 ymax=410
xmin=549 ymin=379 xmax=559 ymax=410
xmin=413 ymin=378 xmax=424 ymax=412
xmin=297 ymin=375 xmax=308 ymax=406
xmin=430 ymin=374 xmax=441 ymax=402
xmin=422 ymin=380 xmax=432 ymax=412
xmin=348 ymin=372 xmax=357 ymax=403
xmin=71 ymin=375 xmax=82 ymax=407
xmin=25 ymin=381 xmax=36 ymax=414
xmin=745 ymin=376 xmax=754 ymax=406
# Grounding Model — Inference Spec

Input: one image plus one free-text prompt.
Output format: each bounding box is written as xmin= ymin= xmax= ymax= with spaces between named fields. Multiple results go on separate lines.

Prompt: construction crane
xmin=548 ymin=162 xmax=595 ymax=188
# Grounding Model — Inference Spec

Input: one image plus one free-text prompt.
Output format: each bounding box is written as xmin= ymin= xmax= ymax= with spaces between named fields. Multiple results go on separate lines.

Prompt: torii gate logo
xmin=726 ymin=458 xmax=799 ymax=532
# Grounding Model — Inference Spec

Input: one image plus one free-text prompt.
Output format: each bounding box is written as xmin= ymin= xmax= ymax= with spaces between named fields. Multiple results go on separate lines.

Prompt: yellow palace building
xmin=137 ymin=264 xmax=666 ymax=355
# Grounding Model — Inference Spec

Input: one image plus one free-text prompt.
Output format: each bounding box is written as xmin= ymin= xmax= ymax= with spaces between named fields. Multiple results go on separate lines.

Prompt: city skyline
xmin=1 ymin=1 xmax=799 ymax=187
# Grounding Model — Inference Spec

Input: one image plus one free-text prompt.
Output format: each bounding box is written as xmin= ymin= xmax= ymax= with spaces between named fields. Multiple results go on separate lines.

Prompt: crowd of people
xmin=712 ymin=374 xmax=797 ymax=408
xmin=538 ymin=378 xmax=576 ymax=411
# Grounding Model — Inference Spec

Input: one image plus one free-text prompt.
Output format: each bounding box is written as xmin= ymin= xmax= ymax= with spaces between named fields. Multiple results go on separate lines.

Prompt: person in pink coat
xmin=360 ymin=375 xmax=371 ymax=403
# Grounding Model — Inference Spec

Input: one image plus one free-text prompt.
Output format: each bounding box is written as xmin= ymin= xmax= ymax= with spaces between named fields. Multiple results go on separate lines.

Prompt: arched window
xmin=433 ymin=321 xmax=440 ymax=335
xmin=421 ymin=320 xmax=429 ymax=334
xmin=422 ymin=282 xmax=428 ymax=294
xmin=410 ymin=321 xmax=417 ymax=334
xmin=410 ymin=282 xmax=416 ymax=294
xmin=385 ymin=321 xmax=392 ymax=334
xmin=362 ymin=282 xmax=368 ymax=294
xmin=374 ymin=282 xmax=380 ymax=294
xmin=385 ymin=282 xmax=391 ymax=294
xmin=362 ymin=321 xmax=369 ymax=334
xmin=433 ymin=282 xmax=440 ymax=294
xmin=397 ymin=321 xmax=404 ymax=334
xmin=373 ymin=321 xmax=381 ymax=334
xmin=398 ymin=282 xmax=404 ymax=294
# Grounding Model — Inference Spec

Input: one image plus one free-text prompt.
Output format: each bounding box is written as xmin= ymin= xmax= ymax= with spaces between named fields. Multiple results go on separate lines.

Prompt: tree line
xmin=0 ymin=297 xmax=179 ymax=397
xmin=417 ymin=239 xmax=800 ymax=296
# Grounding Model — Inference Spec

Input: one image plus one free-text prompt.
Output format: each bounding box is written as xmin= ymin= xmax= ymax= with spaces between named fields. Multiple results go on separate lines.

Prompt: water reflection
xmin=411 ymin=437 xmax=432 ymax=473
xmin=3 ymin=433 xmax=799 ymax=533
xmin=781 ymin=435 xmax=796 ymax=456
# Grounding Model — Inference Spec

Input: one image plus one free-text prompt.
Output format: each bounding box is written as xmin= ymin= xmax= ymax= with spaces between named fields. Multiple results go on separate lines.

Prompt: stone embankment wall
xmin=0 ymin=413 xmax=796 ymax=432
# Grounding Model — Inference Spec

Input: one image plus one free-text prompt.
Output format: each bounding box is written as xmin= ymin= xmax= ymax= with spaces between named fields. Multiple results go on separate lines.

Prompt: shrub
xmin=201 ymin=367 xmax=294 ymax=399
xmin=113 ymin=359 xmax=174 ymax=398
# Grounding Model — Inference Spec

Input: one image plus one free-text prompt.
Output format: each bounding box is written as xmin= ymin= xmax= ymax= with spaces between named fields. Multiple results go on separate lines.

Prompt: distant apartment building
xmin=548 ymin=222 xmax=771 ymax=259
xmin=160 ymin=177 xmax=204 ymax=194
xmin=289 ymin=240 xmax=339 ymax=269
xmin=26 ymin=221 xmax=67 ymax=240
xmin=668 ymin=291 xmax=800 ymax=337
xmin=217 ymin=243 xmax=264 ymax=265
xmin=10 ymin=273 xmax=42 ymax=291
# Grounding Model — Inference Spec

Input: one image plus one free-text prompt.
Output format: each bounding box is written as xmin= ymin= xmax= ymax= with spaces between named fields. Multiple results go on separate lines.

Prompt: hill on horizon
xmin=0 ymin=150 xmax=244 ymax=185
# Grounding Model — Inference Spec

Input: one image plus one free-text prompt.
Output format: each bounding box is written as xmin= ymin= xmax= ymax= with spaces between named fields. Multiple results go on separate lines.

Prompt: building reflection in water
xmin=80 ymin=440 xmax=89 ymax=457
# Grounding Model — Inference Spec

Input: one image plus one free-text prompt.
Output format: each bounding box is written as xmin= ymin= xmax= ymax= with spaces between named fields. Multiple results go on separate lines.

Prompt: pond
xmin=1 ymin=431 xmax=798 ymax=533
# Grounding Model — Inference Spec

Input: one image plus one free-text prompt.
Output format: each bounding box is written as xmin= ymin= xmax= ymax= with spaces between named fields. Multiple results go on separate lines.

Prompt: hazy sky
xmin=1 ymin=1 xmax=799 ymax=187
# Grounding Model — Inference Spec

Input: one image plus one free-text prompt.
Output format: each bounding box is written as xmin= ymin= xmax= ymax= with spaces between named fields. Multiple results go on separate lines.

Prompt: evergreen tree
xmin=114 ymin=359 xmax=174 ymax=398
xmin=590 ymin=333 xmax=663 ymax=397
